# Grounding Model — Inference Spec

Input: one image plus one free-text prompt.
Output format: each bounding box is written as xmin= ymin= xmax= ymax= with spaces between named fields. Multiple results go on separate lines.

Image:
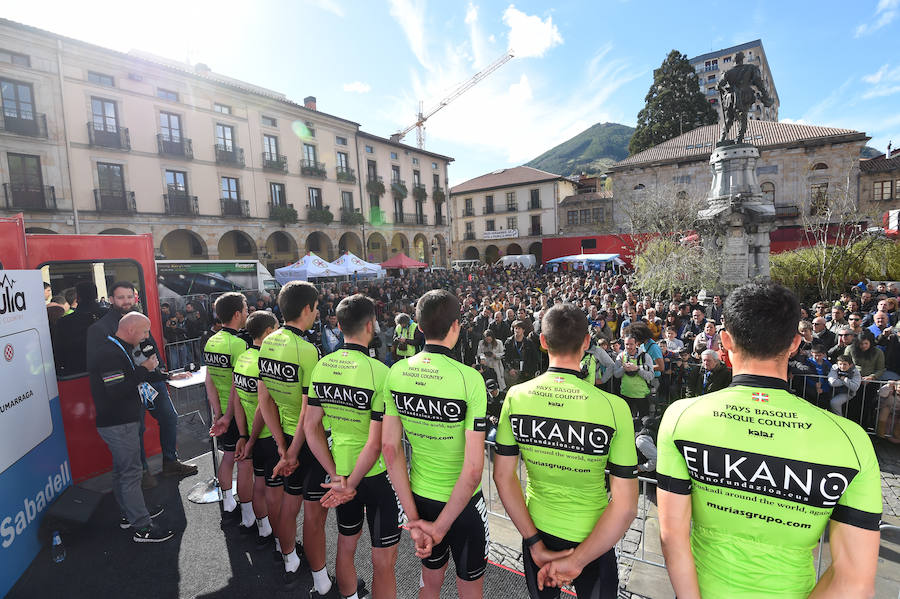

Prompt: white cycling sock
xmin=283 ymin=549 xmax=300 ymax=573
xmin=344 ymin=593 xmax=359 ymax=599
xmin=274 ymin=537 xmax=282 ymax=552
xmin=240 ymin=502 xmax=255 ymax=527
xmin=312 ymin=567 xmax=332 ymax=594
xmin=222 ymin=489 xmax=236 ymax=512
xmin=256 ymin=516 xmax=272 ymax=537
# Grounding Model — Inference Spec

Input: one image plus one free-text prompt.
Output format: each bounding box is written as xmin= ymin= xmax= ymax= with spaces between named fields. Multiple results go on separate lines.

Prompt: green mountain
xmin=525 ymin=122 xmax=634 ymax=177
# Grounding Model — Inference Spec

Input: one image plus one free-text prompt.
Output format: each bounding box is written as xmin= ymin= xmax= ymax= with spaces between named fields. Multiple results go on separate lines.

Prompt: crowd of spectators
xmin=154 ymin=265 xmax=900 ymax=448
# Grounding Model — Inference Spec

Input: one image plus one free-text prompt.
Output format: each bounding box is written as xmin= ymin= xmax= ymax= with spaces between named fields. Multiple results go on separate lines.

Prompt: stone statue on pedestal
xmin=717 ymin=51 xmax=774 ymax=144
xmin=697 ymin=53 xmax=776 ymax=288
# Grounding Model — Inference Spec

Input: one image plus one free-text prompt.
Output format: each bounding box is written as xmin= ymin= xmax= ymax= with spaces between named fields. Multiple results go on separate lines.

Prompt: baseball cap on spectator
xmin=486 ymin=379 xmax=499 ymax=391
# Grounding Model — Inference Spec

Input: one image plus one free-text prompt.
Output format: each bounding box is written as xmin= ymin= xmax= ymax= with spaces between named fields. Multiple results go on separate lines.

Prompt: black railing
xmin=215 ymin=145 xmax=245 ymax=167
xmin=301 ymin=160 xmax=327 ymax=178
xmin=414 ymin=213 xmax=428 ymax=225
xmin=88 ymin=123 xmax=130 ymax=150
xmin=464 ymin=232 xmax=475 ymax=240
xmin=157 ymin=134 xmax=193 ymax=159
xmin=164 ymin=193 xmax=199 ymax=215
xmin=94 ymin=189 xmax=136 ymax=212
xmin=434 ymin=214 xmax=446 ymax=226
xmin=463 ymin=207 xmax=474 ymax=217
xmin=1 ymin=113 xmax=48 ymax=138
xmin=503 ymin=204 xmax=518 ymax=213
xmin=393 ymin=212 xmax=419 ymax=224
xmin=3 ymin=183 xmax=57 ymax=210
xmin=775 ymin=205 xmax=800 ymax=218
xmin=262 ymin=152 xmax=288 ymax=172
xmin=340 ymin=207 xmax=364 ymax=224
xmin=336 ymin=166 xmax=357 ymax=183
xmin=367 ymin=174 xmax=382 ymax=183
xmin=529 ymin=199 xmax=541 ymax=210
xmin=220 ymin=198 xmax=249 ymax=217
xmin=483 ymin=206 xmax=495 ymax=215
xmin=530 ymin=226 xmax=542 ymax=236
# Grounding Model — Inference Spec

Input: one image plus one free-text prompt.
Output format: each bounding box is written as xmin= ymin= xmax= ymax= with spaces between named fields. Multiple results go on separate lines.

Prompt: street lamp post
xmin=430 ymin=241 xmax=436 ymax=268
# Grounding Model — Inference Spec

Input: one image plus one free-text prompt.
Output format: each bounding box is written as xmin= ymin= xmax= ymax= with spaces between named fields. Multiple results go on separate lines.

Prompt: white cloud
xmin=861 ymin=63 xmax=900 ymax=98
xmin=388 ymin=0 xmax=429 ymax=68
xmin=306 ymin=0 xmax=345 ymax=17
xmin=342 ymin=81 xmax=371 ymax=94
xmin=854 ymin=0 xmax=898 ymax=36
xmin=465 ymin=3 xmax=489 ymax=67
xmin=502 ymin=5 xmax=563 ymax=58
xmin=779 ymin=117 xmax=811 ymax=125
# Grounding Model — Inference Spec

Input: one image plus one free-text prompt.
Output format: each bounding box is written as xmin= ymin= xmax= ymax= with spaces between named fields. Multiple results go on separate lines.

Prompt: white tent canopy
xmin=547 ymin=253 xmax=625 ymax=266
xmin=274 ymin=252 xmax=340 ymax=283
xmin=329 ymin=251 xmax=384 ymax=277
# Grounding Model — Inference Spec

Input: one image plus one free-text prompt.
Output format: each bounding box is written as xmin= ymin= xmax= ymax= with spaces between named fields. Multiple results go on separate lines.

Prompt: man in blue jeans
xmin=87 ymin=281 xmax=198 ymax=488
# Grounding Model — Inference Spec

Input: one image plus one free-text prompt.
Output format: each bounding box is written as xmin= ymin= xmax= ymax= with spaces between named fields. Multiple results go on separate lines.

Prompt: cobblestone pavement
xmin=878 ymin=441 xmax=900 ymax=518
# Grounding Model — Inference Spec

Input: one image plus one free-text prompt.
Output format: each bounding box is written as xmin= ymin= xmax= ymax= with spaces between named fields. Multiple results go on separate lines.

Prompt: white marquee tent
xmin=329 ymin=252 xmax=385 ymax=277
xmin=274 ymin=252 xmax=340 ymax=283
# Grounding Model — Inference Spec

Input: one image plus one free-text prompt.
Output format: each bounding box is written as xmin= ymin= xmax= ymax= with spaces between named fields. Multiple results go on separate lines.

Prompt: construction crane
xmin=391 ymin=51 xmax=515 ymax=149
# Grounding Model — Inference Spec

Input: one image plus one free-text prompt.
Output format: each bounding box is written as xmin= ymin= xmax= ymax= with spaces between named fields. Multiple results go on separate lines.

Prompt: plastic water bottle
xmin=51 ymin=531 xmax=66 ymax=563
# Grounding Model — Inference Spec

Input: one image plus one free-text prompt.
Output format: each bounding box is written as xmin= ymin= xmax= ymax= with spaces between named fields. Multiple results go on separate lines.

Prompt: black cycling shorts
xmin=522 ymin=530 xmax=617 ymax=599
xmin=282 ymin=435 xmax=329 ymax=500
xmin=251 ymin=436 xmax=283 ymax=488
xmin=336 ymin=471 xmax=403 ymax=548
xmin=413 ymin=490 xmax=489 ymax=581
xmin=217 ymin=417 xmax=239 ymax=452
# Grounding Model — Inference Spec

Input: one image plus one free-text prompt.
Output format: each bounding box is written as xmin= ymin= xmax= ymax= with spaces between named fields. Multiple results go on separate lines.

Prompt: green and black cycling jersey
xmin=495 ymin=367 xmax=637 ymax=542
xmin=383 ymin=344 xmax=487 ymax=502
xmin=204 ymin=327 xmax=249 ymax=414
xmin=233 ymin=345 xmax=269 ymax=439
xmin=657 ymin=374 xmax=882 ymax=599
xmin=308 ymin=343 xmax=387 ymax=478
xmin=258 ymin=325 xmax=319 ymax=436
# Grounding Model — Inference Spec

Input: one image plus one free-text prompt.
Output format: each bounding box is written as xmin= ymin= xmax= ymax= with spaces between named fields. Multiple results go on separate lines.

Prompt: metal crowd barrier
xmin=790 ymin=373 xmax=899 ymax=437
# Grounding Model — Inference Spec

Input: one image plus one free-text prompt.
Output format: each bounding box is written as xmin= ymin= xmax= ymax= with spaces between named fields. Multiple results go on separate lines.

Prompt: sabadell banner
xmin=0 ymin=270 xmax=71 ymax=597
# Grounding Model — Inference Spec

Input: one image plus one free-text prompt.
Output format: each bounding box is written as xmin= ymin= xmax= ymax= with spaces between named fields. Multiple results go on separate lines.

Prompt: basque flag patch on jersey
xmin=553 ymin=376 xmax=565 ymax=383
xmin=752 ymin=392 xmax=769 ymax=402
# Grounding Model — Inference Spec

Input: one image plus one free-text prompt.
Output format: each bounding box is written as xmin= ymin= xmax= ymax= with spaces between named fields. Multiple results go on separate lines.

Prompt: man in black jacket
xmin=88 ymin=312 xmax=174 ymax=543
xmin=688 ymin=350 xmax=732 ymax=397
xmin=52 ymin=281 xmax=107 ymax=376
xmin=87 ymin=282 xmax=197 ymax=486
xmin=503 ymin=320 xmax=541 ymax=387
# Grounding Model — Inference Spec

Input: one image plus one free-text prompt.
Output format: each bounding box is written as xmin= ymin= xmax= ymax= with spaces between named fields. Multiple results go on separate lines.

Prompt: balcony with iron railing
xmin=393 ymin=212 xmax=422 ymax=224
xmin=464 ymin=232 xmax=475 ymax=240
xmin=215 ymin=144 xmax=245 ymax=167
xmin=434 ymin=214 xmax=446 ymax=226
xmin=220 ymin=197 xmax=249 ymax=217
xmin=157 ymin=134 xmax=193 ymax=159
xmin=301 ymin=159 xmax=327 ymax=178
xmin=340 ymin=206 xmax=365 ymax=225
xmin=88 ymin=123 xmax=130 ymax=150
xmin=483 ymin=206 xmax=495 ymax=215
xmin=528 ymin=199 xmax=541 ymax=210
xmin=336 ymin=166 xmax=357 ymax=184
xmin=1 ymin=113 xmax=48 ymax=138
xmin=262 ymin=152 xmax=288 ymax=172
xmin=529 ymin=226 xmax=543 ymax=236
xmin=2 ymin=183 xmax=57 ymax=210
xmin=775 ymin=204 xmax=800 ymax=218
xmin=94 ymin=189 xmax=135 ymax=213
xmin=163 ymin=192 xmax=199 ymax=216
xmin=463 ymin=207 xmax=475 ymax=217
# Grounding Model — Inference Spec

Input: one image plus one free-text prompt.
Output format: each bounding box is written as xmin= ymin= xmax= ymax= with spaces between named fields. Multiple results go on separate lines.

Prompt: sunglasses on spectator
xmin=848 ymin=317 xmax=861 ymax=321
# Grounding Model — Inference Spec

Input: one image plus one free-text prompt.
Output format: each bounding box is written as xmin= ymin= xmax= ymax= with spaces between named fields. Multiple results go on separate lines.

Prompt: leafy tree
xmin=629 ymin=50 xmax=718 ymax=155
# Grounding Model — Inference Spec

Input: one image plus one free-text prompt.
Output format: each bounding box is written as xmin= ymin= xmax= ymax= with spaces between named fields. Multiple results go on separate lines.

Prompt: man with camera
xmin=87 ymin=281 xmax=198 ymax=488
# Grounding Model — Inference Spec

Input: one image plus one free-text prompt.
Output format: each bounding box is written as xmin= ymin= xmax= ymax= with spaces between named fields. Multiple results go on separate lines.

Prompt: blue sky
xmin=6 ymin=0 xmax=898 ymax=183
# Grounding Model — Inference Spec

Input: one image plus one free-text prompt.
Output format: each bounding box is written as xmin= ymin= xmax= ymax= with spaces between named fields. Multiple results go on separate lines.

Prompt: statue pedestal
xmin=698 ymin=143 xmax=775 ymax=287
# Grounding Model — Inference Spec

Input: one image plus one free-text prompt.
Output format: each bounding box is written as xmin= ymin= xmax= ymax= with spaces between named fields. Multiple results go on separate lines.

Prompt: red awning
xmin=380 ymin=253 xmax=428 ymax=269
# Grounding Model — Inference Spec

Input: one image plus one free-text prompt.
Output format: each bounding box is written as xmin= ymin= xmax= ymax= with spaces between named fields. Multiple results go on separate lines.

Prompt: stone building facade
xmin=0 ymin=18 xmax=452 ymax=270
xmin=859 ymin=153 xmax=900 ymax=217
xmin=608 ymin=121 xmax=876 ymax=232
xmin=449 ymin=166 xmax=576 ymax=264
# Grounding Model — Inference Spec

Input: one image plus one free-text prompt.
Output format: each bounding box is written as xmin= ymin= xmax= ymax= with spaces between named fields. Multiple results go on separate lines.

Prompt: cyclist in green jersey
xmin=305 ymin=294 xmax=401 ymax=599
xmin=204 ymin=292 xmax=249 ymax=518
xmin=382 ymin=290 xmax=489 ymax=599
xmin=232 ymin=310 xmax=279 ymax=545
xmin=657 ymin=283 xmax=882 ymax=599
xmin=257 ymin=281 xmax=332 ymax=593
xmin=494 ymin=303 xmax=638 ymax=598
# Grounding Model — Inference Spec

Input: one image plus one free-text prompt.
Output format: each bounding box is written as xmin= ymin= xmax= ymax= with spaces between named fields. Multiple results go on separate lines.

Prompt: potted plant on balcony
xmin=432 ymin=188 xmax=446 ymax=204
xmin=366 ymin=178 xmax=386 ymax=197
xmin=391 ymin=181 xmax=408 ymax=200
xmin=412 ymin=186 xmax=428 ymax=202
xmin=342 ymin=208 xmax=365 ymax=226
xmin=270 ymin=204 xmax=298 ymax=227
xmin=308 ymin=206 xmax=334 ymax=224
